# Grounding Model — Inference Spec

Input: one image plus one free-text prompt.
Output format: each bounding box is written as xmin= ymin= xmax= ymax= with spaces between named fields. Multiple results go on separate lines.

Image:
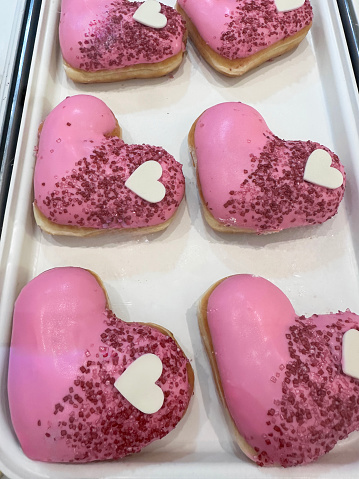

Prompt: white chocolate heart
xmin=303 ymin=149 xmax=344 ymax=189
xmin=114 ymin=353 xmax=164 ymax=414
xmin=275 ymin=0 xmax=305 ymax=12
xmin=342 ymin=329 xmax=359 ymax=380
xmin=125 ymin=160 xmax=166 ymax=203
xmin=133 ymin=0 xmax=167 ymax=29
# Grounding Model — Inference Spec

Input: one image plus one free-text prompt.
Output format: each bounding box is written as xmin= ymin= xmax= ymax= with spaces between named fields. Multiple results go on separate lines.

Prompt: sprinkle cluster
xmin=254 ymin=313 xmax=359 ymax=467
xmin=37 ymin=137 xmax=184 ymax=229
xmin=217 ymin=0 xmax=313 ymax=59
xmin=39 ymin=311 xmax=191 ymax=462
xmin=75 ymin=1 xmax=186 ymax=71
xmin=220 ymin=135 xmax=345 ymax=232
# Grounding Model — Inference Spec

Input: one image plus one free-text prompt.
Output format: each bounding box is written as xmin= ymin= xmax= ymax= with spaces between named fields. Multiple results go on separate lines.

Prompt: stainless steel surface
xmin=337 ymin=0 xmax=359 ymax=87
xmin=0 ymin=0 xmax=27 ymax=142
xmin=0 ymin=0 xmax=42 ymax=235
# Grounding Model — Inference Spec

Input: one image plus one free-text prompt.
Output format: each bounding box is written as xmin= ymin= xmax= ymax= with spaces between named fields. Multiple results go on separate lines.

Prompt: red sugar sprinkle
xmin=38 ymin=138 xmax=184 ymax=229
xmin=44 ymin=311 xmax=191 ymax=463
xmin=216 ymin=0 xmax=313 ymax=60
xmin=253 ymin=313 xmax=359 ymax=467
xmin=221 ymin=135 xmax=345 ymax=232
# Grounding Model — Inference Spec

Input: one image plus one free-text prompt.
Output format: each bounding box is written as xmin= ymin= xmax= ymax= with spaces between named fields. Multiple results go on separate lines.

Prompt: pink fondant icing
xmin=193 ymin=102 xmax=345 ymax=233
xmin=59 ymin=0 xmax=186 ymax=71
xmin=206 ymin=274 xmax=359 ymax=466
xmin=177 ymin=0 xmax=312 ymax=60
xmin=8 ymin=267 xmax=192 ymax=463
xmin=34 ymin=95 xmax=185 ymax=230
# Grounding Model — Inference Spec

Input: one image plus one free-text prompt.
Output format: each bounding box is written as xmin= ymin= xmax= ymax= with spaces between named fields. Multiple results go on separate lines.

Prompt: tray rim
xmin=2 ymin=1 xmax=359 ymax=478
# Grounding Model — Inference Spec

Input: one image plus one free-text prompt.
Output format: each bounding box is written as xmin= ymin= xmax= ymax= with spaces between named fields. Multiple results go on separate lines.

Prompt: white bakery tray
xmin=352 ymin=0 xmax=359 ymax=19
xmin=1 ymin=0 xmax=359 ymax=478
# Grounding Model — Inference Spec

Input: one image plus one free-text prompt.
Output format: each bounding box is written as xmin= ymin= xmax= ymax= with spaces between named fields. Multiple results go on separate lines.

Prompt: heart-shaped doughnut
xmin=188 ymin=102 xmax=345 ymax=234
xmin=8 ymin=267 xmax=194 ymax=463
xmin=198 ymin=274 xmax=359 ymax=467
xmin=33 ymin=95 xmax=185 ymax=236
xmin=176 ymin=0 xmax=313 ymax=76
xmin=59 ymin=0 xmax=187 ymax=83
